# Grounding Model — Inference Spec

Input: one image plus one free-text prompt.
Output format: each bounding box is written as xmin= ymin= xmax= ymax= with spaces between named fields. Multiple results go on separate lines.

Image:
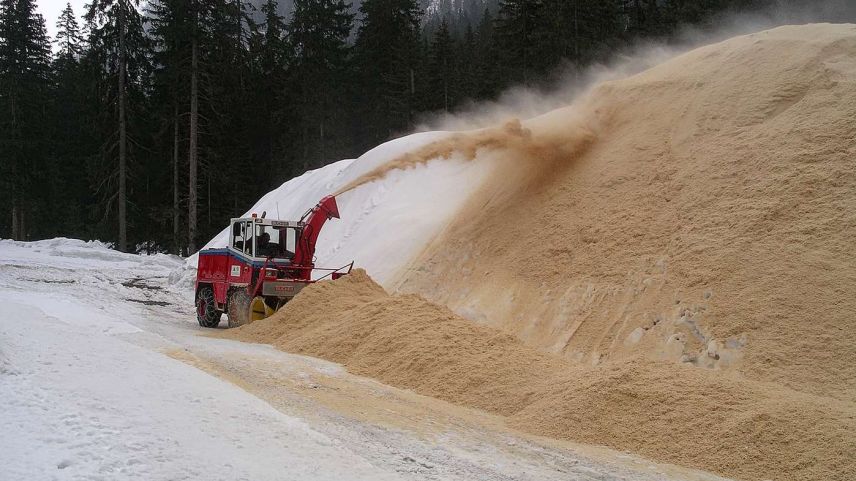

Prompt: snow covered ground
xmin=0 ymin=239 xmax=398 ymax=481
xmin=0 ymin=239 xmax=731 ymax=481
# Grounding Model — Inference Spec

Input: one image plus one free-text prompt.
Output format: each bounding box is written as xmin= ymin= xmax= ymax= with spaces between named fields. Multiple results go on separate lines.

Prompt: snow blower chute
xmin=194 ymin=195 xmax=353 ymax=328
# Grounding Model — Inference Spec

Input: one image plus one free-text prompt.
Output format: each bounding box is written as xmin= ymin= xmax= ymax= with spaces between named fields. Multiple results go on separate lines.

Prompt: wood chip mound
xmin=226 ymin=269 xmax=856 ymax=481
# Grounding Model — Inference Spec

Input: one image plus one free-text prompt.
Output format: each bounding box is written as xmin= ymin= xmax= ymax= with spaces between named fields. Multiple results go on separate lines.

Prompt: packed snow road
xmin=0 ymin=239 xmax=729 ymax=481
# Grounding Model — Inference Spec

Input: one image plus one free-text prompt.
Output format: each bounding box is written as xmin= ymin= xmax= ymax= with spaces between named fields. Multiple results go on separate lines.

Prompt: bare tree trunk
xmin=11 ymin=202 xmax=19 ymax=241
xmin=19 ymin=207 xmax=26 ymax=241
xmin=319 ymin=121 xmax=325 ymax=166
xmin=172 ymin=106 xmax=181 ymax=255
xmin=145 ymin=176 xmax=150 ymax=254
xmin=574 ymin=0 xmax=579 ymax=61
xmin=409 ymin=68 xmax=415 ymax=128
xmin=302 ymin=124 xmax=310 ymax=172
xmin=10 ymin=91 xmax=21 ymax=241
xmin=235 ymin=0 xmax=244 ymax=90
xmin=188 ymin=3 xmax=199 ymax=253
xmin=443 ymin=57 xmax=449 ymax=112
xmin=522 ymin=2 xmax=528 ymax=86
xmin=117 ymin=4 xmax=128 ymax=252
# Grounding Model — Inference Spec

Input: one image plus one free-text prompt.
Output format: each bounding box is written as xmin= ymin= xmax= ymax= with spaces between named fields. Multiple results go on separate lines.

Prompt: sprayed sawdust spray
xmin=334 ymin=112 xmax=601 ymax=196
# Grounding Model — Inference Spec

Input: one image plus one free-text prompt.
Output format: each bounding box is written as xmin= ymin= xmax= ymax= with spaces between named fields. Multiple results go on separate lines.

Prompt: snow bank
xmin=182 ymin=131 xmax=492 ymax=288
xmin=0 ymin=238 xmax=186 ymax=334
xmin=1 ymin=238 xmax=181 ymax=271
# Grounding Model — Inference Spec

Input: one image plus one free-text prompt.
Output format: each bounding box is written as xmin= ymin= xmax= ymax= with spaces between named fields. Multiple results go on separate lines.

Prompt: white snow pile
xmin=176 ymin=131 xmax=492 ymax=288
xmin=0 ymin=238 xmax=185 ymax=334
xmin=2 ymin=238 xmax=180 ymax=271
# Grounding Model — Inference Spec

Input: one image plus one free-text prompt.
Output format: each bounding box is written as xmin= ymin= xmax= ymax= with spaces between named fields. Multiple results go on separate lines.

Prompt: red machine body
xmin=194 ymin=195 xmax=350 ymax=328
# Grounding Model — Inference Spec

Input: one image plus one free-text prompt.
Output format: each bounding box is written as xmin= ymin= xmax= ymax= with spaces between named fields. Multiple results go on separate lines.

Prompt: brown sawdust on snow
xmin=226 ymin=24 xmax=856 ymax=481
xmin=226 ymin=269 xmax=856 ymax=481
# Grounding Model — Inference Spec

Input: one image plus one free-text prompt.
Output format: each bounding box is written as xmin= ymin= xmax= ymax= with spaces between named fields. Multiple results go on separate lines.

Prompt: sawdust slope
xmin=396 ymin=24 xmax=856 ymax=400
xmin=228 ymin=270 xmax=561 ymax=416
xmin=226 ymin=271 xmax=856 ymax=481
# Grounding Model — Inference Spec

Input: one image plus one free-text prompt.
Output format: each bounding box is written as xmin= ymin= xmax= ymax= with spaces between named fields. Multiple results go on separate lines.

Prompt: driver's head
xmin=259 ymin=232 xmax=270 ymax=245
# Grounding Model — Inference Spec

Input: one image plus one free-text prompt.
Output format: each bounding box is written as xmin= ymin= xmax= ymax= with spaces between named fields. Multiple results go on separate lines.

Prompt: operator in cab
xmin=256 ymin=232 xmax=275 ymax=258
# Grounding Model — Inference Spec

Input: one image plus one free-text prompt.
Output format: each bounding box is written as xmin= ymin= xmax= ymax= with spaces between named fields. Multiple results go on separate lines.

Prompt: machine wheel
xmin=250 ymin=296 xmax=277 ymax=322
xmin=227 ymin=288 xmax=252 ymax=328
xmin=195 ymin=285 xmax=222 ymax=328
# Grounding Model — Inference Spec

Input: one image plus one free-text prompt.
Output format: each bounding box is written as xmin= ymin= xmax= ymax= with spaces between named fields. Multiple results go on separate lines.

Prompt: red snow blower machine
xmin=194 ymin=195 xmax=352 ymax=328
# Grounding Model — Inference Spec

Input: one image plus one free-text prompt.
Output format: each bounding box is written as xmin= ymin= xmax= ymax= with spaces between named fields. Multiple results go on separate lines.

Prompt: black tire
xmin=195 ymin=285 xmax=222 ymax=328
xmin=227 ymin=288 xmax=252 ymax=328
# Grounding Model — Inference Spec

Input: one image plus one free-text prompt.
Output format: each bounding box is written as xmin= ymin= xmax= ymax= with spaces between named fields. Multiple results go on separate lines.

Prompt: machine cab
xmin=229 ymin=216 xmax=303 ymax=261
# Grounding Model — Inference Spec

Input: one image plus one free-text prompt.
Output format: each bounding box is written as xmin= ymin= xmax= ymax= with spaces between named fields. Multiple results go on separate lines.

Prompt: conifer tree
xmin=188 ymin=0 xmax=199 ymax=252
xmin=51 ymin=3 xmax=94 ymax=238
xmin=288 ymin=0 xmax=353 ymax=169
xmin=0 ymin=0 xmax=52 ymax=240
xmin=539 ymin=0 xmax=622 ymax=67
xmin=85 ymin=0 xmax=151 ymax=251
xmin=426 ymin=18 xmax=455 ymax=112
xmin=456 ymin=22 xmax=477 ymax=102
xmin=475 ymin=7 xmax=501 ymax=98
xmin=197 ymin=0 xmax=257 ymax=242
xmin=147 ymin=0 xmax=190 ymax=253
xmin=248 ymin=0 xmax=291 ymax=181
xmin=353 ymin=0 xmax=422 ymax=147
xmin=55 ymin=2 xmax=82 ymax=59
xmin=494 ymin=0 xmax=549 ymax=85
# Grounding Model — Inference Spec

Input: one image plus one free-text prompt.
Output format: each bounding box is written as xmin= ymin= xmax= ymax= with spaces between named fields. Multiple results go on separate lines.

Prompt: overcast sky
xmin=39 ymin=0 xmax=88 ymax=42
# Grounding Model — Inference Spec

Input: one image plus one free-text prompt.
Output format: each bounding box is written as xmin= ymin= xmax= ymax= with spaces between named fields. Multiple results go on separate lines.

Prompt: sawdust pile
xmin=514 ymin=361 xmax=856 ymax=481
xmin=397 ymin=24 xmax=856 ymax=402
xmin=226 ymin=270 xmax=856 ymax=481
xmin=227 ymin=270 xmax=563 ymax=415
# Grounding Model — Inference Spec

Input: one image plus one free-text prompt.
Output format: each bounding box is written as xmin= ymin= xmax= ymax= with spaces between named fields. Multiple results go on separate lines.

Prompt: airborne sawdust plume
xmin=334 ymin=109 xmax=602 ymax=196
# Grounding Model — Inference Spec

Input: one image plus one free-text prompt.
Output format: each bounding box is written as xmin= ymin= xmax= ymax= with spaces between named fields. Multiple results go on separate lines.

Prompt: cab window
xmin=231 ymin=221 xmax=254 ymax=255
xmin=256 ymin=224 xmax=273 ymax=258
xmin=277 ymin=227 xmax=298 ymax=259
xmin=231 ymin=221 xmax=245 ymax=251
xmin=254 ymin=225 xmax=298 ymax=259
xmin=243 ymin=221 xmax=254 ymax=256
